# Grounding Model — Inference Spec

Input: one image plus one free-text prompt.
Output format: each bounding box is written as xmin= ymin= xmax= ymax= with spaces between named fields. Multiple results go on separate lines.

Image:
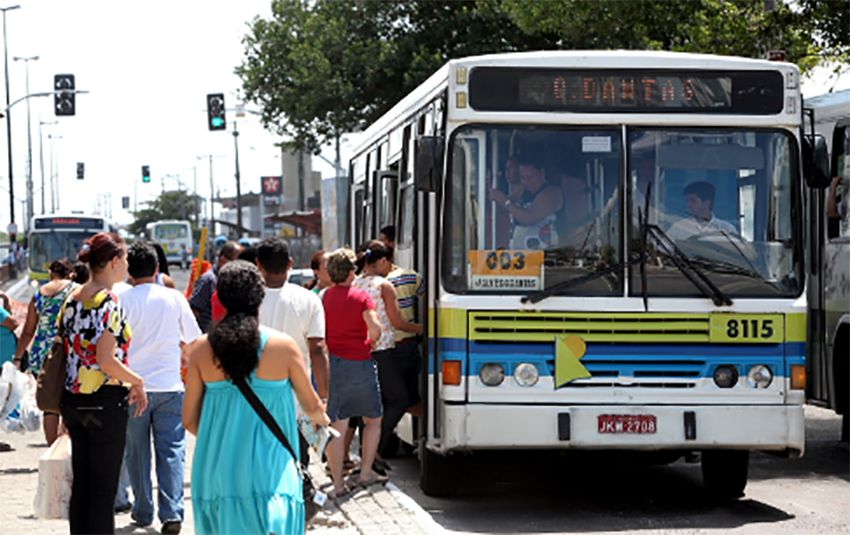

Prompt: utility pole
xmin=1 ymin=4 xmax=21 ymax=260
xmin=233 ymin=121 xmax=243 ymax=236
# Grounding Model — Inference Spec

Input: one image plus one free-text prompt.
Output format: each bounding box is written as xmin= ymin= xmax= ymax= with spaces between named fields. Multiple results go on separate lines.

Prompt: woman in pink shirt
xmin=322 ymin=248 xmax=383 ymax=497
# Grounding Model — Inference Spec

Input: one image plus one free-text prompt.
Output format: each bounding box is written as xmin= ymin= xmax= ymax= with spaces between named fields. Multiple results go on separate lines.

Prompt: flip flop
xmin=350 ymin=472 xmax=389 ymax=488
xmin=0 ymin=442 xmax=13 ymax=452
xmin=331 ymin=484 xmax=354 ymax=500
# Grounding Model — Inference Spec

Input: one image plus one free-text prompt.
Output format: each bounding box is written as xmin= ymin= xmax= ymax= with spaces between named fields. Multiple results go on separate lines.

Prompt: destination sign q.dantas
xmin=468 ymin=68 xmax=784 ymax=114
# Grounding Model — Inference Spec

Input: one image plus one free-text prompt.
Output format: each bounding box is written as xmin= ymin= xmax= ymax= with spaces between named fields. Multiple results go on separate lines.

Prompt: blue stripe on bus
xmin=427 ymin=338 xmax=803 ymax=377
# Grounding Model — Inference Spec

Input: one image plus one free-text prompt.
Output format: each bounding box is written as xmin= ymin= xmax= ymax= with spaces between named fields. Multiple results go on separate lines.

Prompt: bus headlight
xmin=479 ymin=363 xmax=505 ymax=386
xmin=713 ymin=365 xmax=739 ymax=388
xmin=513 ymin=363 xmax=539 ymax=387
xmin=747 ymin=365 xmax=773 ymax=389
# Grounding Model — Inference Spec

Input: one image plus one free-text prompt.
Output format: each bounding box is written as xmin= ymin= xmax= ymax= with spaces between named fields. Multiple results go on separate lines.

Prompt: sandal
xmin=331 ymin=484 xmax=354 ymax=500
xmin=350 ymin=472 xmax=389 ymax=488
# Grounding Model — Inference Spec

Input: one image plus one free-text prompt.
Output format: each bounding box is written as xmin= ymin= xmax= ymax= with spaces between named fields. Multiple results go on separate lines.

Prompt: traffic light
xmin=206 ymin=93 xmax=226 ymax=130
xmin=54 ymin=74 xmax=75 ymax=116
xmin=122 ymin=196 xmax=130 ymax=209
xmin=142 ymin=165 xmax=151 ymax=183
xmin=76 ymin=162 xmax=84 ymax=179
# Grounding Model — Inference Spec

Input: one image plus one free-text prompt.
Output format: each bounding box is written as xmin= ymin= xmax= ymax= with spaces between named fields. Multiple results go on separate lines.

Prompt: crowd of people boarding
xmin=6 ymin=224 xmax=424 ymax=535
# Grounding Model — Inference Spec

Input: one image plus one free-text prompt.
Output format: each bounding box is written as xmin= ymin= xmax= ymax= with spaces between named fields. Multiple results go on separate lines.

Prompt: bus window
xmin=630 ymin=128 xmax=801 ymax=297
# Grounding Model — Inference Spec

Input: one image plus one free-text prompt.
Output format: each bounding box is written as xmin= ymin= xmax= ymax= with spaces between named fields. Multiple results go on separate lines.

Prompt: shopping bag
xmin=1 ymin=361 xmax=28 ymax=419
xmin=33 ymin=434 xmax=73 ymax=519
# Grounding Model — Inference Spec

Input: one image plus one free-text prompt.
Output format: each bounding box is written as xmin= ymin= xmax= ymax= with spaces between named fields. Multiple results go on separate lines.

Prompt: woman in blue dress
xmin=184 ymin=260 xmax=330 ymax=535
xmin=13 ymin=258 xmax=77 ymax=445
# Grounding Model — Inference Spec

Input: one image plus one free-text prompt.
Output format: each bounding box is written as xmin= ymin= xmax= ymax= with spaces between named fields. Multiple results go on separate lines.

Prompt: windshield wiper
xmin=644 ymin=223 xmax=733 ymax=307
xmin=521 ymin=259 xmax=634 ymax=304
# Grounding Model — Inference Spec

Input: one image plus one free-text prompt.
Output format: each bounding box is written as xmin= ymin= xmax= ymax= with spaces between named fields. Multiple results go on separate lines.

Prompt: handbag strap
xmin=234 ymin=376 xmax=303 ymax=476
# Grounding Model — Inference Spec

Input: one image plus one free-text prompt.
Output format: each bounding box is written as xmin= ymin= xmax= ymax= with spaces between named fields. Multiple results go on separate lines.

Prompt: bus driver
xmin=666 ymin=181 xmax=737 ymax=241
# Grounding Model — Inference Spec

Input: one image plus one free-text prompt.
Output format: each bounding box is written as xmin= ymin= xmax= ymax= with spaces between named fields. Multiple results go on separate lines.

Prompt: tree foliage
xmin=129 ymin=190 xmax=200 ymax=236
xmin=238 ymin=0 xmax=850 ymax=150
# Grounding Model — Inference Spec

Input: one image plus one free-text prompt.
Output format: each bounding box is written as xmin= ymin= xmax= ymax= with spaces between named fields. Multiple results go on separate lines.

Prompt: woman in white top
xmin=353 ymin=240 xmax=423 ymax=469
xmin=354 ymin=240 xmax=422 ymax=349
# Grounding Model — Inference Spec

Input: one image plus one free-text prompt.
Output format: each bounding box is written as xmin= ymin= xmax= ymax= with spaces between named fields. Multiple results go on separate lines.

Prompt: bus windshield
xmin=443 ymin=125 xmax=801 ymax=298
xmin=153 ymin=223 xmax=189 ymax=240
xmin=29 ymin=231 xmax=92 ymax=273
xmin=629 ymin=128 xmax=802 ymax=298
xmin=443 ymin=126 xmax=622 ymax=295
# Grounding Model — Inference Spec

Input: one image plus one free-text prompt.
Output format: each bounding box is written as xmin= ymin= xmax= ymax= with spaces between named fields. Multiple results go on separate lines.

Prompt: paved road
xmin=386 ymin=405 xmax=849 ymax=534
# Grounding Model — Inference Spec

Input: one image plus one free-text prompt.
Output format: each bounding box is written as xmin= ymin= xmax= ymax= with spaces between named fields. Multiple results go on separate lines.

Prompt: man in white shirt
xmin=667 ymin=180 xmax=738 ymax=241
xmin=120 ymin=242 xmax=201 ymax=534
xmin=256 ymin=238 xmax=329 ymax=466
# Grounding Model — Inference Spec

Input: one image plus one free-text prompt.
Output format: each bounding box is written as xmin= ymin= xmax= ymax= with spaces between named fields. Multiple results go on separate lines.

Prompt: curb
xmin=385 ymin=481 xmax=446 ymax=534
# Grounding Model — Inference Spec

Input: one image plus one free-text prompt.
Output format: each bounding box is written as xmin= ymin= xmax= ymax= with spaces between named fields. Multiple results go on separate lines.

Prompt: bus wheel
xmin=420 ymin=447 xmax=459 ymax=497
xmin=701 ymin=450 xmax=749 ymax=500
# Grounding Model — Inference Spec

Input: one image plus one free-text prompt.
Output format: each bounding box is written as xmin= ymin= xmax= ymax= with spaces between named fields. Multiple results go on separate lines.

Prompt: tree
xmin=237 ymin=0 xmax=552 ymax=151
xmin=238 ymin=0 xmax=849 ymax=149
xmin=129 ymin=190 xmax=201 ymax=236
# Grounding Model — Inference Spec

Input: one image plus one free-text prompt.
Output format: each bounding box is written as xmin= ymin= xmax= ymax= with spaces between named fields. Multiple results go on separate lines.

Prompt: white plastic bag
xmin=0 ymin=361 xmax=28 ymax=420
xmin=33 ymin=434 xmax=73 ymax=519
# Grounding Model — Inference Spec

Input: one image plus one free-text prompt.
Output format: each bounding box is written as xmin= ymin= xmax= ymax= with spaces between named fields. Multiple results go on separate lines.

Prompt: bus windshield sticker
xmin=582 ymin=136 xmax=612 ymax=153
xmin=468 ymin=250 xmax=544 ymax=291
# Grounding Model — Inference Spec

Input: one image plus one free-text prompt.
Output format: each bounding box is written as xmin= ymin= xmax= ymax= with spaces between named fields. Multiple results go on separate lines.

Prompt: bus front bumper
xmin=438 ymin=403 xmax=805 ymax=456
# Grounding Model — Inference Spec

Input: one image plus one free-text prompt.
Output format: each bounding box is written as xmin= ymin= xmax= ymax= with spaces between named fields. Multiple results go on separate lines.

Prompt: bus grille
xmin=469 ymin=311 xmax=711 ymax=344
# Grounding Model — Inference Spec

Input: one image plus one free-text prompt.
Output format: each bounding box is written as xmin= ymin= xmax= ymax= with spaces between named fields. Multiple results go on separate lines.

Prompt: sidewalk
xmin=0 ymin=424 xmax=436 ymax=534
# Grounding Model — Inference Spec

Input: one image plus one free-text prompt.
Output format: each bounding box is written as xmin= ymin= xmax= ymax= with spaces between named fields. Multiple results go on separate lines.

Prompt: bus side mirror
xmin=803 ymin=134 xmax=831 ymax=189
xmin=415 ymin=136 xmax=444 ymax=192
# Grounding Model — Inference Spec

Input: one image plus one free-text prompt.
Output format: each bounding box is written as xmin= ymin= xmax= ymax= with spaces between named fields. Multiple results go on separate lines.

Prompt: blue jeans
xmin=126 ymin=391 xmax=185 ymax=525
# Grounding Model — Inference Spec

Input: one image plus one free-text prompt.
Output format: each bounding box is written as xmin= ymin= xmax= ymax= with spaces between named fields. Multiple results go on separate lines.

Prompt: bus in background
xmin=349 ymin=50 xmax=822 ymax=499
xmin=146 ymin=220 xmax=192 ymax=268
xmin=28 ymin=214 xmax=111 ymax=282
xmin=805 ymin=89 xmax=850 ymax=439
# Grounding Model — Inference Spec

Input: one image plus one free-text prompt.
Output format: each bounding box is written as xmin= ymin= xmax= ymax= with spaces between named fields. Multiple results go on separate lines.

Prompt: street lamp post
xmin=38 ymin=120 xmax=56 ymax=214
xmin=1 ymin=4 xmax=20 ymax=263
xmin=47 ymin=133 xmax=61 ymax=212
xmin=14 ymin=54 xmax=38 ymax=231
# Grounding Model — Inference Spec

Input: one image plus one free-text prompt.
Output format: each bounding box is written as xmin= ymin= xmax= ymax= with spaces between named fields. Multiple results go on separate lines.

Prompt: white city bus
xmin=348 ymin=51 xmax=818 ymax=499
xmin=28 ymin=213 xmax=111 ymax=282
xmin=805 ymin=89 xmax=850 ymax=438
xmin=146 ymin=220 xmax=192 ymax=267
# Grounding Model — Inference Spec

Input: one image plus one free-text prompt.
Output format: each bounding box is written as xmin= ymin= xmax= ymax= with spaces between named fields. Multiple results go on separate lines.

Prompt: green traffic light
xmin=212 ymin=117 xmax=224 ymax=127
xmin=142 ymin=176 xmax=150 ymax=183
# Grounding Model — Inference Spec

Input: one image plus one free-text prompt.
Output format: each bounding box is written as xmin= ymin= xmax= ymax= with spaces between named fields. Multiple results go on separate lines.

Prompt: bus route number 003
xmin=485 ymin=250 xmax=526 ymax=271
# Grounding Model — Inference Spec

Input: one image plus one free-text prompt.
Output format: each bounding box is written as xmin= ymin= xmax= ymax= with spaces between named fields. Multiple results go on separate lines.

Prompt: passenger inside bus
xmin=490 ymin=150 xmax=563 ymax=249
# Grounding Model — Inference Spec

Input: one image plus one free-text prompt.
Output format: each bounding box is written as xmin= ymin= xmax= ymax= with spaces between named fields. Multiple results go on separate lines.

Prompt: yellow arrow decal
xmin=555 ymin=335 xmax=591 ymax=388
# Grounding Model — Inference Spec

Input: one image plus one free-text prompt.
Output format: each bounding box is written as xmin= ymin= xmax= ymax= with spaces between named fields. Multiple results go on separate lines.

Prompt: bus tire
xmin=701 ymin=450 xmax=749 ymax=500
xmin=420 ymin=447 xmax=458 ymax=497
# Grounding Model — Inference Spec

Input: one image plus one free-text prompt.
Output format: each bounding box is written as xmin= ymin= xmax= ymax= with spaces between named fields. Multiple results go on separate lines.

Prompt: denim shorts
xmin=327 ymin=354 xmax=383 ymax=422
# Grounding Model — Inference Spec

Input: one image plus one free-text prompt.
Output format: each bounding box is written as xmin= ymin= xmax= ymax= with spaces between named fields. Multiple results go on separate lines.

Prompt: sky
xmin=0 ymin=1 xmax=846 ymax=233
xmin=0 ymin=0 xmax=289 ymax=230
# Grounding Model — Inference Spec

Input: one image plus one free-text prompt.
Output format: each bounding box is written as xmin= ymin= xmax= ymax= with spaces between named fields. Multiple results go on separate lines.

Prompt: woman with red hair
xmin=60 ymin=232 xmax=148 ymax=534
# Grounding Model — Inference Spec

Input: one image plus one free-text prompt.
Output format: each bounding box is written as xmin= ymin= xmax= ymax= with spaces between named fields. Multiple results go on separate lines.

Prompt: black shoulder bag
xmin=233 ymin=377 xmax=324 ymax=521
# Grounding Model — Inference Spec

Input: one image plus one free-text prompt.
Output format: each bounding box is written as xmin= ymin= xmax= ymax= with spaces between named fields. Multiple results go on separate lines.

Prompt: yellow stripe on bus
xmin=785 ymin=313 xmax=806 ymax=343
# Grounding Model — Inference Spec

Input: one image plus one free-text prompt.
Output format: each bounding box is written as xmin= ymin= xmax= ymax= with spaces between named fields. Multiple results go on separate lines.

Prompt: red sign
xmin=261 ymin=176 xmax=282 ymax=196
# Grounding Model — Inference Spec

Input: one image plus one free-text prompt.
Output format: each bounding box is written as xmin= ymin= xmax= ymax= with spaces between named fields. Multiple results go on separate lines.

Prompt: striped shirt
xmin=387 ymin=265 xmax=424 ymax=342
